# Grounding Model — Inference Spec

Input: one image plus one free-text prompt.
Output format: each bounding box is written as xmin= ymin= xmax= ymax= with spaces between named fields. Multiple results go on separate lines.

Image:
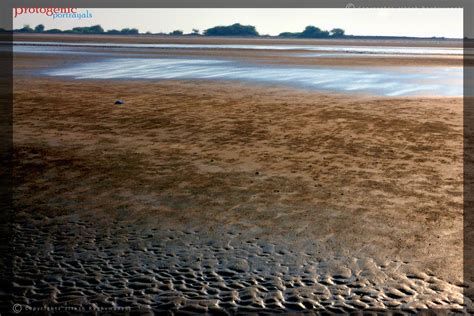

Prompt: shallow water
xmin=13 ymin=44 xmax=112 ymax=56
xmin=14 ymin=41 xmax=465 ymax=56
xmin=46 ymin=57 xmax=462 ymax=97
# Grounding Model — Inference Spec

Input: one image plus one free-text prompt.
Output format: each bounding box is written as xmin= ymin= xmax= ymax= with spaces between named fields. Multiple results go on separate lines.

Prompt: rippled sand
xmin=11 ymin=215 xmax=466 ymax=313
xmin=11 ymin=71 xmax=469 ymax=312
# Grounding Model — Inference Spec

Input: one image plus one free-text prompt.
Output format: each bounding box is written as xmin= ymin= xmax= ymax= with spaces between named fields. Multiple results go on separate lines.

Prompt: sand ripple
xmin=10 ymin=215 xmax=471 ymax=313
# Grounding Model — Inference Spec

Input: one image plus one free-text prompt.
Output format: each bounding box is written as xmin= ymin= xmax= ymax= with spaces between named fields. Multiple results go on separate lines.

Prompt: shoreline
xmin=12 ymin=34 xmax=466 ymax=68
xmin=13 ymin=33 xmax=464 ymax=47
xmin=13 ymin=51 xmax=463 ymax=97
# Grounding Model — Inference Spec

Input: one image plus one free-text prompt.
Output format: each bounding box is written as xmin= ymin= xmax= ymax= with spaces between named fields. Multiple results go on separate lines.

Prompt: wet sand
xmin=14 ymin=33 xmax=464 ymax=47
xmin=13 ymin=33 xmax=467 ymax=68
xmin=10 ymin=36 xmax=469 ymax=313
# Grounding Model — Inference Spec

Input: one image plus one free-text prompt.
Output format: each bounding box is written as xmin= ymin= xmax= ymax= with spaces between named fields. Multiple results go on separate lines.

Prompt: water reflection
xmin=47 ymin=58 xmax=462 ymax=97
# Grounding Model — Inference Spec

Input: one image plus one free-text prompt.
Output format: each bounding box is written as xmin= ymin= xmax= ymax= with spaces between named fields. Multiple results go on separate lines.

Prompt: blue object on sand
xmin=115 ymin=99 xmax=125 ymax=105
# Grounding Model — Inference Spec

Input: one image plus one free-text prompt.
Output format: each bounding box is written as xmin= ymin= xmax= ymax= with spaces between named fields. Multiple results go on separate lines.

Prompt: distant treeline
xmin=13 ymin=24 xmax=139 ymax=35
xmin=4 ymin=23 xmax=457 ymax=40
xmin=204 ymin=24 xmax=258 ymax=36
xmin=279 ymin=26 xmax=345 ymax=38
xmin=10 ymin=23 xmax=341 ymax=38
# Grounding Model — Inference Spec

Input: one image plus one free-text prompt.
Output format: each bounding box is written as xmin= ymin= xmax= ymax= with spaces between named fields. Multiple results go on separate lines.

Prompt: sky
xmin=12 ymin=8 xmax=463 ymax=38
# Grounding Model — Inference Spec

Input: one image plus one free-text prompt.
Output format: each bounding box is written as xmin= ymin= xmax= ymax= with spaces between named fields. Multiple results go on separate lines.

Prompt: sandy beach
xmin=10 ymin=35 xmax=469 ymax=313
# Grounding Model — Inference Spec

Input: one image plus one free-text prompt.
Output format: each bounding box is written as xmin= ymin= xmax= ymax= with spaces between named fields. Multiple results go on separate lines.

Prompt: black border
xmin=0 ymin=1 xmax=13 ymax=313
xmin=1 ymin=0 xmax=473 ymax=314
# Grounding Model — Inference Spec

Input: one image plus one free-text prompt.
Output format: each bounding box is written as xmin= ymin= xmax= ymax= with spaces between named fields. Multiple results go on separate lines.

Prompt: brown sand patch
xmin=13 ymin=77 xmax=462 ymax=284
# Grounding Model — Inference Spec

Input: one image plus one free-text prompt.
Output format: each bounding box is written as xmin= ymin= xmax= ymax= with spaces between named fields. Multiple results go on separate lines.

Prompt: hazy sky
xmin=12 ymin=8 xmax=463 ymax=38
